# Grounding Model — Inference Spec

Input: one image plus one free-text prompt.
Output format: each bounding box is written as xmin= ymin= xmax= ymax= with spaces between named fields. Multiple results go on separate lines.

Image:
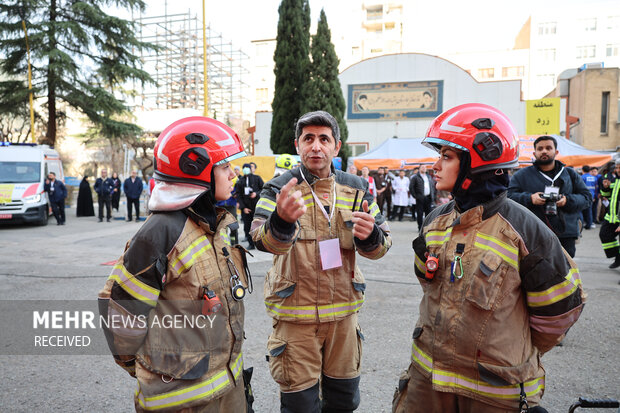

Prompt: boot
xmin=609 ymin=255 xmax=620 ymax=269
xmin=321 ymin=375 xmax=361 ymax=413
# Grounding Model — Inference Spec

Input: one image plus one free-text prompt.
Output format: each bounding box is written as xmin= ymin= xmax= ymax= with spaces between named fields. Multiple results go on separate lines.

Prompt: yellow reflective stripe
xmin=264 ymin=301 xmax=316 ymax=318
xmin=256 ymin=198 xmax=276 ymax=212
xmin=369 ymin=202 xmax=380 ymax=217
xmin=136 ymin=353 xmax=244 ymax=411
xmin=474 ymin=232 xmax=519 ymax=269
xmin=411 ymin=342 xmax=544 ymax=400
xmin=260 ymin=225 xmax=290 ymax=254
xmin=170 ymin=236 xmax=212 ymax=273
xmin=425 ymin=228 xmax=452 ymax=246
xmin=317 ymin=299 xmax=364 ymax=317
xmin=602 ymin=240 xmax=619 ymax=249
xmin=219 ymin=229 xmax=231 ymax=246
xmin=414 ymin=254 xmax=426 ymax=274
xmin=527 ymin=268 xmax=581 ymax=307
xmin=108 ymin=264 xmax=160 ymax=306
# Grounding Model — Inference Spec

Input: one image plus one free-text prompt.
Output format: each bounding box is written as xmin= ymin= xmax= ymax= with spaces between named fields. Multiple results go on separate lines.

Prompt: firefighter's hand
xmin=556 ymin=195 xmax=567 ymax=207
xmin=276 ymin=178 xmax=306 ymax=223
xmin=531 ymin=192 xmax=546 ymax=206
xmin=352 ymin=200 xmax=375 ymax=240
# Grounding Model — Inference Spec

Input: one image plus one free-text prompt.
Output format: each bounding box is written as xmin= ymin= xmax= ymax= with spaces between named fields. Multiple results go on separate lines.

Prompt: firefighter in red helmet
xmin=392 ymin=104 xmax=585 ymax=413
xmin=99 ymin=117 xmax=255 ymax=412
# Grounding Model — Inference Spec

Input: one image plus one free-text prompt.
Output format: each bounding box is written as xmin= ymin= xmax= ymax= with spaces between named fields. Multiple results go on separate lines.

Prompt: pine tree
xmin=305 ymin=9 xmax=350 ymax=168
xmin=0 ymin=0 xmax=155 ymax=146
xmin=270 ymin=0 xmax=311 ymax=154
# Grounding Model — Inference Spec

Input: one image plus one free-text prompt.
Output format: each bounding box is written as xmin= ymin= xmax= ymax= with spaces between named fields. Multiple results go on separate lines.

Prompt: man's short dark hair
xmin=295 ymin=111 xmax=340 ymax=142
xmin=49 ymin=172 xmax=56 ymax=177
xmin=582 ymin=165 xmax=591 ymax=173
xmin=534 ymin=135 xmax=557 ymax=150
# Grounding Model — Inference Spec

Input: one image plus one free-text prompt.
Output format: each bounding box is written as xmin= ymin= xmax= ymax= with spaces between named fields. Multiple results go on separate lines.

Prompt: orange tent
xmin=351 ymin=136 xmax=615 ymax=170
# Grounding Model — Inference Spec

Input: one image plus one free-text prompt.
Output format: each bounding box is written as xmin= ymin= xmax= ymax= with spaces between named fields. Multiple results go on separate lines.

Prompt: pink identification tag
xmin=319 ymin=238 xmax=342 ymax=270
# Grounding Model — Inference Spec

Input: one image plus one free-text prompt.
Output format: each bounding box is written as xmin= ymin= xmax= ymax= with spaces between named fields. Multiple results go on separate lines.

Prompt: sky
xmin=132 ymin=0 xmax=599 ymax=57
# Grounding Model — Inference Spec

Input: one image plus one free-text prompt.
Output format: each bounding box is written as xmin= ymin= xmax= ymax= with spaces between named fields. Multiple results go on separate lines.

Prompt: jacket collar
xmin=452 ymin=191 xmax=507 ymax=226
xmin=299 ymin=163 xmax=335 ymax=186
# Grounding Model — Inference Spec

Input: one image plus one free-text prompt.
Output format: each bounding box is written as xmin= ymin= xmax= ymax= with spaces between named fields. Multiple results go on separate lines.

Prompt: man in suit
xmin=409 ymin=165 xmax=436 ymax=229
xmin=235 ymin=162 xmax=264 ymax=249
xmin=44 ymin=172 xmax=67 ymax=225
xmin=94 ymin=168 xmax=114 ymax=222
xmin=123 ymin=170 xmax=144 ymax=222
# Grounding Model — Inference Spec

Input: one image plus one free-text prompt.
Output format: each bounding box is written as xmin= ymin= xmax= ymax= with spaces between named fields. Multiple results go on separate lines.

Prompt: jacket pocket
xmin=264 ymin=267 xmax=297 ymax=302
xmin=465 ymin=250 xmax=507 ymax=310
xmin=267 ymin=336 xmax=289 ymax=387
xmin=337 ymin=209 xmax=355 ymax=250
xmin=477 ymin=350 xmax=542 ymax=386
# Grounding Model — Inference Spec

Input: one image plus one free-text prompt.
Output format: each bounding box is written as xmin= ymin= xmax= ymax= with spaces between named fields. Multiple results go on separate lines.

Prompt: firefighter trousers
xmin=392 ymin=362 xmax=540 ymax=413
xmin=599 ymin=221 xmax=620 ymax=258
xmin=267 ymin=314 xmax=363 ymax=412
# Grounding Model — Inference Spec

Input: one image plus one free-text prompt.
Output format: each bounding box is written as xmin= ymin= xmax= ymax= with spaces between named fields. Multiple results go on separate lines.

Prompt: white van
xmin=0 ymin=143 xmax=64 ymax=225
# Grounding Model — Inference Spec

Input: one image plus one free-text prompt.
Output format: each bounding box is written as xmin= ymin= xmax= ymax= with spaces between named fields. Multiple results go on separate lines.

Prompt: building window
xmin=537 ymin=74 xmax=555 ymax=90
xmin=478 ymin=68 xmax=495 ymax=79
xmin=601 ymin=92 xmax=609 ymax=135
xmin=601 ymin=92 xmax=610 ymax=134
xmin=580 ymin=18 xmax=597 ymax=31
xmin=370 ymin=48 xmax=383 ymax=53
xmin=256 ymin=88 xmax=268 ymax=103
xmin=576 ymin=45 xmax=596 ymax=59
xmin=367 ymin=6 xmax=383 ymax=21
xmin=537 ymin=22 xmax=557 ymax=35
xmin=607 ymin=16 xmax=620 ymax=30
xmin=348 ymin=142 xmax=369 ymax=157
xmin=537 ymin=48 xmax=556 ymax=62
xmin=607 ymin=44 xmax=619 ymax=57
xmin=502 ymin=66 xmax=524 ymax=77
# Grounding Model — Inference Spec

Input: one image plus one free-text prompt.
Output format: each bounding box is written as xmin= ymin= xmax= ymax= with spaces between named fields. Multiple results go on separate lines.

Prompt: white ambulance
xmin=0 ymin=143 xmax=64 ymax=225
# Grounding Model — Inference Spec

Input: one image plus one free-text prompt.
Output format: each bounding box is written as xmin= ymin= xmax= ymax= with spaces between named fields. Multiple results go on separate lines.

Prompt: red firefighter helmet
xmin=153 ymin=117 xmax=246 ymax=188
xmin=422 ymin=103 xmax=519 ymax=173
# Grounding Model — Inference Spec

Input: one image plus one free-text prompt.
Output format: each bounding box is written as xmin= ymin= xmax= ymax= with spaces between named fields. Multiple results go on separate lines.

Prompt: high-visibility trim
xmin=529 ymin=304 xmax=583 ymax=335
xmin=335 ymin=196 xmax=356 ymax=210
xmin=602 ymin=240 xmax=620 ymax=250
xmin=170 ymin=236 xmax=212 ymax=274
xmin=411 ymin=342 xmax=545 ymax=400
xmin=303 ymin=194 xmax=315 ymax=208
xmin=264 ymin=299 xmax=365 ymax=319
xmin=256 ymin=198 xmax=276 ymax=213
xmin=605 ymin=181 xmax=620 ymax=223
xmin=317 ymin=299 xmax=364 ymax=317
xmin=414 ymin=254 xmax=426 ymax=274
xmin=109 ymin=264 xmax=160 ymax=306
xmin=264 ymin=301 xmax=316 ymax=318
xmin=360 ymin=240 xmax=389 ymax=260
xmin=527 ymin=268 xmax=581 ymax=308
xmin=474 ymin=232 xmax=519 ymax=269
xmin=369 ymin=202 xmax=380 ymax=217
xmin=259 ymin=225 xmax=291 ymax=254
xmin=136 ymin=353 xmax=243 ymax=411
xmin=426 ymin=228 xmax=452 ymax=246
xmin=219 ymin=229 xmax=231 ymax=246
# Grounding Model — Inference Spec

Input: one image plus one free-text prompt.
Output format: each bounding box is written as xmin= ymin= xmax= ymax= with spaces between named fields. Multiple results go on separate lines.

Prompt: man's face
xmin=361 ymin=166 xmax=369 ymax=177
xmin=101 ymin=169 xmax=107 ymax=178
xmin=295 ymin=125 xmax=341 ymax=178
xmin=533 ymin=140 xmax=558 ymax=164
xmin=420 ymin=165 xmax=427 ymax=174
xmin=250 ymin=163 xmax=256 ymax=173
xmin=590 ymin=168 xmax=598 ymax=176
xmin=131 ymin=171 xmax=137 ymax=179
xmin=399 ymin=170 xmax=405 ymax=177
xmin=378 ymin=168 xmax=385 ymax=175
xmin=47 ymin=173 xmax=55 ymax=181
xmin=615 ymin=165 xmax=620 ymax=176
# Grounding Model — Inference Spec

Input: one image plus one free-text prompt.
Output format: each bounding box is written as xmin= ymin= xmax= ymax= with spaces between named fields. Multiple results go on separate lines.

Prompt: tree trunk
xmin=44 ymin=0 xmax=57 ymax=147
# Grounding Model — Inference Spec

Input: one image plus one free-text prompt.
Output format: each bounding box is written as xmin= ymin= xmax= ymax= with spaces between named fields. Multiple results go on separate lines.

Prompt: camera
xmin=539 ymin=193 xmax=561 ymax=215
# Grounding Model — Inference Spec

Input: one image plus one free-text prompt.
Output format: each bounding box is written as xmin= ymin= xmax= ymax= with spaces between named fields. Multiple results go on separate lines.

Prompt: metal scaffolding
xmin=131 ymin=9 xmax=250 ymax=122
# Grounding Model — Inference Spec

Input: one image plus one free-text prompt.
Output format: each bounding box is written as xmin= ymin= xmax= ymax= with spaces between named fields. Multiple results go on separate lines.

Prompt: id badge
xmin=544 ymin=186 xmax=559 ymax=196
xmin=244 ymin=187 xmax=252 ymax=195
xmin=319 ymin=238 xmax=342 ymax=270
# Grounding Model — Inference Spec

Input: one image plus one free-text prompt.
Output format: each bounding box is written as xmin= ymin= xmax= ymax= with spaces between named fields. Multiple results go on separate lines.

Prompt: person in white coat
xmin=391 ymin=169 xmax=410 ymax=221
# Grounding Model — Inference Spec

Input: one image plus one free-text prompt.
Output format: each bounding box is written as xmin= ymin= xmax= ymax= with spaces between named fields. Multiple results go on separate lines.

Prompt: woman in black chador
xmin=76 ymin=176 xmax=95 ymax=217
xmin=111 ymin=172 xmax=121 ymax=211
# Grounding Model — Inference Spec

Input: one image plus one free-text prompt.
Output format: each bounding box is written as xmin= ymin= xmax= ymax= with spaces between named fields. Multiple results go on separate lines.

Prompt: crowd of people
xmin=95 ymin=106 xmax=592 ymax=413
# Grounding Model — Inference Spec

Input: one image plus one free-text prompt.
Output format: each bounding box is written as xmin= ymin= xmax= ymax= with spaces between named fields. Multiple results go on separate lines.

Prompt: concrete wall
xmin=339 ymin=53 xmax=525 ymax=150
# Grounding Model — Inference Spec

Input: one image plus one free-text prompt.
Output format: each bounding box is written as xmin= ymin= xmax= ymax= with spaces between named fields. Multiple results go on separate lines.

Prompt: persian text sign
xmin=526 ymin=98 xmax=560 ymax=135
xmin=348 ymin=81 xmax=443 ymax=120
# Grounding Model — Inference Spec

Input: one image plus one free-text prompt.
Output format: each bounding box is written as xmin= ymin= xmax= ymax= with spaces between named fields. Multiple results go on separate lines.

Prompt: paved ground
xmin=0 ymin=207 xmax=618 ymax=412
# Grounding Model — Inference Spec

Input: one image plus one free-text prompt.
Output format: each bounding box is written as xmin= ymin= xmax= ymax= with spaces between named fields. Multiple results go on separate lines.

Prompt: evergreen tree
xmin=270 ymin=0 xmax=310 ymax=154
xmin=305 ymin=9 xmax=350 ymax=167
xmin=0 ymin=0 xmax=155 ymax=146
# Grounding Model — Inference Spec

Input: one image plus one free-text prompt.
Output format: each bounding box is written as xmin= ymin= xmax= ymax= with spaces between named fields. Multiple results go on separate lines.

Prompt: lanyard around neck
xmin=299 ymin=168 xmax=336 ymax=228
xmin=539 ymin=166 xmax=564 ymax=186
